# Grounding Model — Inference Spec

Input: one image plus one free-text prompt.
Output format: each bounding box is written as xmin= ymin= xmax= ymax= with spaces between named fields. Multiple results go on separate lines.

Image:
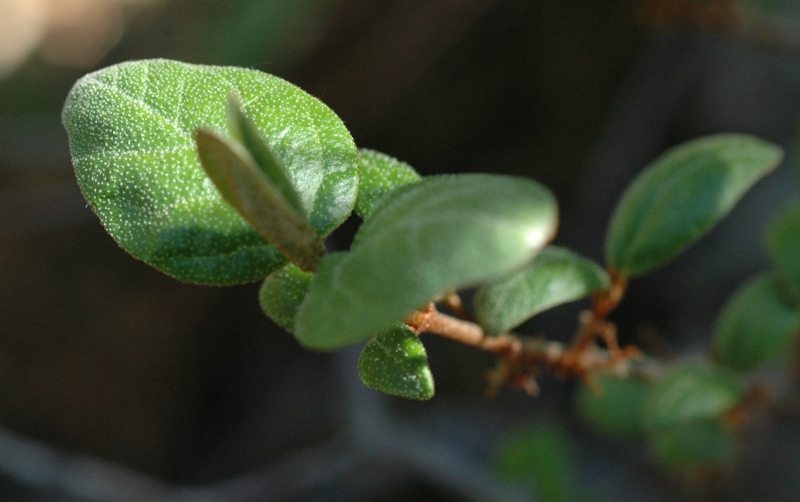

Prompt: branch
xmin=405 ymin=303 xmax=662 ymax=395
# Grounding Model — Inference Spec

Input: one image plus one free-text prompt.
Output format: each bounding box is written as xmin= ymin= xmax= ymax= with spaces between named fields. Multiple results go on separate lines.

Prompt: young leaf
xmin=649 ymin=418 xmax=736 ymax=472
xmin=294 ymin=174 xmax=558 ymax=349
xmin=605 ymin=134 xmax=783 ymax=278
xmin=494 ymin=421 xmax=577 ymax=502
xmin=575 ymin=373 xmax=647 ymax=441
xmin=712 ymin=273 xmax=800 ymax=372
xmin=643 ymin=363 xmax=742 ymax=432
xmin=355 ymin=149 xmax=421 ymax=220
xmin=195 ymin=129 xmax=325 ymax=272
xmin=226 ymin=95 xmax=306 ymax=216
xmin=474 ymin=246 xmax=610 ymax=335
xmin=357 ymin=322 xmax=434 ymax=400
xmin=62 ymin=59 xmax=358 ymax=285
xmin=259 ymin=263 xmax=314 ymax=332
xmin=767 ymin=203 xmax=800 ymax=297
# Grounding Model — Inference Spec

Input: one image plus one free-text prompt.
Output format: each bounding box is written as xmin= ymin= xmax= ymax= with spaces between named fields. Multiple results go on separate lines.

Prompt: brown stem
xmin=562 ymin=270 xmax=630 ymax=364
xmin=592 ymin=269 xmax=628 ymax=321
xmin=405 ymin=303 xmax=654 ymax=386
xmin=440 ymin=291 xmax=476 ymax=322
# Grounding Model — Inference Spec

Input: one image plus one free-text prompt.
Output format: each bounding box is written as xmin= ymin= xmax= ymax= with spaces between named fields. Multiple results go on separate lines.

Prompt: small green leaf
xmin=195 ymin=129 xmax=325 ymax=271
xmin=767 ymin=203 xmax=800 ymax=297
xmin=713 ymin=273 xmax=800 ymax=372
xmin=355 ymin=149 xmax=421 ymax=220
xmin=357 ymin=322 xmax=434 ymax=400
xmin=226 ymin=95 xmax=306 ymax=216
xmin=294 ymin=174 xmax=558 ymax=349
xmin=575 ymin=374 xmax=647 ymax=440
xmin=475 ymin=246 xmax=610 ymax=335
xmin=62 ymin=59 xmax=357 ymax=284
xmin=494 ymin=421 xmax=576 ymax=502
xmin=643 ymin=363 xmax=742 ymax=432
xmin=259 ymin=263 xmax=314 ymax=332
xmin=649 ymin=419 xmax=736 ymax=472
xmin=606 ymin=134 xmax=783 ymax=277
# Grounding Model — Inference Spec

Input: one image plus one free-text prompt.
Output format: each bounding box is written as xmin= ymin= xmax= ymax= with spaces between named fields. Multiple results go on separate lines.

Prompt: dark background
xmin=2 ymin=0 xmax=800 ymax=500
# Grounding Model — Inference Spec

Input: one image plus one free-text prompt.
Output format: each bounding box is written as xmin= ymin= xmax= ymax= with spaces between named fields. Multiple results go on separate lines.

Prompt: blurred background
xmin=3 ymin=0 xmax=800 ymax=500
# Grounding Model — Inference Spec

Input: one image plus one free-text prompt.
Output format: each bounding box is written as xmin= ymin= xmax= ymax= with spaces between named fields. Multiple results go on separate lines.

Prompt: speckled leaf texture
xmin=605 ymin=134 xmax=783 ymax=278
xmin=195 ymin=130 xmax=325 ymax=272
xmin=358 ymin=322 xmax=434 ymax=400
xmin=475 ymin=246 xmax=610 ymax=336
xmin=62 ymin=59 xmax=358 ymax=285
xmin=259 ymin=263 xmax=314 ymax=332
xmin=294 ymin=174 xmax=558 ymax=350
xmin=355 ymin=149 xmax=421 ymax=220
xmin=226 ymin=96 xmax=306 ymax=216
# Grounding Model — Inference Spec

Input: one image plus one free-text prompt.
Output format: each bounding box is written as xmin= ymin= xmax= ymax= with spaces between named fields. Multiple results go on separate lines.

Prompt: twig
xmin=405 ymin=303 xmax=661 ymax=394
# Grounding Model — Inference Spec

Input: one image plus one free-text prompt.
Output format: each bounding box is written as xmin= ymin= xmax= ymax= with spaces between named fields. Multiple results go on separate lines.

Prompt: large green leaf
xmin=475 ymin=246 xmax=610 ymax=335
xmin=62 ymin=59 xmax=358 ymax=284
xmin=605 ymin=135 xmax=783 ymax=277
xmin=357 ymin=322 xmax=434 ymax=400
xmin=259 ymin=263 xmax=314 ymax=332
xmin=767 ymin=202 xmax=800 ymax=297
xmin=643 ymin=363 xmax=742 ymax=432
xmin=713 ymin=273 xmax=800 ymax=372
xmin=355 ymin=149 xmax=421 ymax=220
xmin=294 ymin=174 xmax=558 ymax=350
xmin=195 ymin=129 xmax=325 ymax=271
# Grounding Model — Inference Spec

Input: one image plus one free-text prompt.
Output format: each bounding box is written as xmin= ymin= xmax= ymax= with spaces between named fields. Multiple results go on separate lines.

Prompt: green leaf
xmin=226 ymin=95 xmax=306 ymax=216
xmin=767 ymin=202 xmax=800 ymax=298
xmin=643 ymin=363 xmax=742 ymax=432
xmin=475 ymin=246 xmax=610 ymax=335
xmin=649 ymin=418 xmax=737 ymax=472
xmin=575 ymin=374 xmax=647 ymax=440
xmin=355 ymin=149 xmax=421 ymax=220
xmin=357 ymin=322 xmax=434 ymax=400
xmin=195 ymin=129 xmax=325 ymax=271
xmin=62 ymin=59 xmax=357 ymax=284
xmin=494 ymin=421 xmax=576 ymax=502
xmin=259 ymin=263 xmax=314 ymax=332
xmin=643 ymin=364 xmax=742 ymax=472
xmin=606 ymin=134 xmax=783 ymax=278
xmin=294 ymin=174 xmax=558 ymax=349
xmin=713 ymin=273 xmax=800 ymax=372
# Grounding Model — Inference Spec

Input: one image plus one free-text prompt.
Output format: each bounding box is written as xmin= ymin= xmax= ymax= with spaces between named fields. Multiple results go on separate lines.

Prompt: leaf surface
xmin=355 ymin=149 xmax=421 ymax=219
xmin=358 ymin=323 xmax=434 ymax=400
xmin=494 ymin=421 xmax=577 ymax=502
xmin=575 ymin=374 xmax=647 ymax=440
xmin=259 ymin=263 xmax=314 ymax=331
xmin=649 ymin=419 xmax=736 ymax=472
xmin=606 ymin=134 xmax=782 ymax=277
xmin=294 ymin=174 xmax=558 ymax=349
xmin=226 ymin=95 xmax=306 ymax=215
xmin=62 ymin=59 xmax=357 ymax=284
xmin=195 ymin=130 xmax=325 ymax=271
xmin=475 ymin=246 xmax=610 ymax=335
xmin=713 ymin=273 xmax=800 ymax=372
xmin=767 ymin=203 xmax=800 ymax=298
xmin=643 ymin=363 xmax=741 ymax=432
